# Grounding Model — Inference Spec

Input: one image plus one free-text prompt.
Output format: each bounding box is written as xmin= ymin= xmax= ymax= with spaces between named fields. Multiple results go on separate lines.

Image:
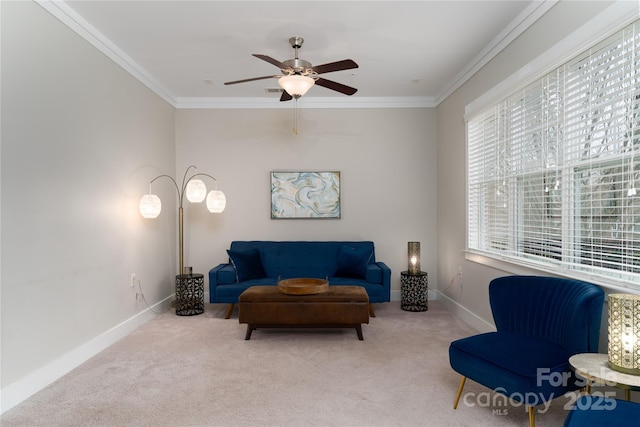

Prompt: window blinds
xmin=467 ymin=20 xmax=640 ymax=286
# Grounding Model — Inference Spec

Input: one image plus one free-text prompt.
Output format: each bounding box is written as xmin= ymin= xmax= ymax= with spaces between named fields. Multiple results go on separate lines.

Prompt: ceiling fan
xmin=224 ymin=36 xmax=359 ymax=101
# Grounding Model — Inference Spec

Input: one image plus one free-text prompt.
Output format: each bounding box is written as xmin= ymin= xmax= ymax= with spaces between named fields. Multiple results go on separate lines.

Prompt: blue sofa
xmin=209 ymin=241 xmax=391 ymax=318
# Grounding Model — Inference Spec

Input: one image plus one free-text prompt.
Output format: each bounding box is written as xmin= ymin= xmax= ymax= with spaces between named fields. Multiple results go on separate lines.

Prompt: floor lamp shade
xmin=608 ymin=293 xmax=640 ymax=375
xmin=186 ymin=178 xmax=207 ymax=203
xmin=206 ymin=190 xmax=226 ymax=213
xmin=408 ymin=242 xmax=420 ymax=274
xmin=139 ymin=194 xmax=161 ymax=218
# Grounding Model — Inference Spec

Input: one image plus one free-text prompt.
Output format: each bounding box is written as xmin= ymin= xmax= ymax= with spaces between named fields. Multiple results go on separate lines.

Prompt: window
xmin=467 ymin=20 xmax=640 ymax=288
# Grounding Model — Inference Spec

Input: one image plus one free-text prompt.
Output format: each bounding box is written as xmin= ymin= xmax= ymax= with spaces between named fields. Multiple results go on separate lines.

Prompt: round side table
xmin=400 ymin=271 xmax=428 ymax=312
xmin=175 ymin=273 xmax=204 ymax=316
xmin=569 ymin=353 xmax=640 ymax=400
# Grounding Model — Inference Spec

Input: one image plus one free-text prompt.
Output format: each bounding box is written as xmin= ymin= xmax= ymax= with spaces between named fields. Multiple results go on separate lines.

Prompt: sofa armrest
xmin=368 ymin=261 xmax=391 ymax=302
xmin=209 ymin=263 xmax=236 ymax=302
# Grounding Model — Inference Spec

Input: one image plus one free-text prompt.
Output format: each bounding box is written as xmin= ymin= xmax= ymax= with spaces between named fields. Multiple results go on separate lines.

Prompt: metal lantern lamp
xmin=408 ymin=242 xmax=421 ymax=275
xmin=608 ymin=294 xmax=640 ymax=375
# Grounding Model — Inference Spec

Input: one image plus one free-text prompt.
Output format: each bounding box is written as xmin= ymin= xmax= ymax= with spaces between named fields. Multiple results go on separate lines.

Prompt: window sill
xmin=465 ymin=249 xmax=640 ymax=295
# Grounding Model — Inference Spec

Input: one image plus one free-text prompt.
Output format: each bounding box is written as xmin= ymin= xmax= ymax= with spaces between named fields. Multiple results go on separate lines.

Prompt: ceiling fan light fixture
xmin=279 ymin=75 xmax=314 ymax=97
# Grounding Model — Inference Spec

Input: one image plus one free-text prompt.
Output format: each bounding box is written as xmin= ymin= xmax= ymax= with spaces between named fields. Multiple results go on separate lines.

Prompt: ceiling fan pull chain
xmin=293 ymin=99 xmax=299 ymax=135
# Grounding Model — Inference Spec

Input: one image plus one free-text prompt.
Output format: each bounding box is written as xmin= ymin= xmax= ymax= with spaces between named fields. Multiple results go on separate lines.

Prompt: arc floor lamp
xmin=139 ymin=165 xmax=226 ymax=276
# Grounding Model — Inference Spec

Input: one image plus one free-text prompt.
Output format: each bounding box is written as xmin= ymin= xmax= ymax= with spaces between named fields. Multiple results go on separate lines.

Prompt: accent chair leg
xmin=369 ymin=304 xmax=376 ymax=317
xmin=528 ymin=406 xmax=535 ymax=427
xmin=453 ymin=376 xmax=466 ymax=409
xmin=224 ymin=303 xmax=235 ymax=319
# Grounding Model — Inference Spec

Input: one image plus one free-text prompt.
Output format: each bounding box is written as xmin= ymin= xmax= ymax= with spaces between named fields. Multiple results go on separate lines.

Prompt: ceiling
xmin=47 ymin=0 xmax=556 ymax=107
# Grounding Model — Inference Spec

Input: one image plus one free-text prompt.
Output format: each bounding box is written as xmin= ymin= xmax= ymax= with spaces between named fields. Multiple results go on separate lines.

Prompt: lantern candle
xmin=408 ymin=242 xmax=421 ymax=275
xmin=608 ymin=294 xmax=640 ymax=375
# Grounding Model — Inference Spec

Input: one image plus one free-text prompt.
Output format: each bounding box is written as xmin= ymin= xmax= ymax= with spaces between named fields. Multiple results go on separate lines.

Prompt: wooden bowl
xmin=277 ymin=277 xmax=329 ymax=295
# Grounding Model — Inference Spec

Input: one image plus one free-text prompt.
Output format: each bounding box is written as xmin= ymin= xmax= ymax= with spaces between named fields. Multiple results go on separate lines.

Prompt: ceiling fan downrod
xmin=289 ymin=37 xmax=304 ymax=57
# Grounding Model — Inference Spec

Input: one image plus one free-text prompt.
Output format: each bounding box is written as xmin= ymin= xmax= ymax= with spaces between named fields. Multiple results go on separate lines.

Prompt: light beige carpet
xmin=2 ymin=301 xmax=578 ymax=426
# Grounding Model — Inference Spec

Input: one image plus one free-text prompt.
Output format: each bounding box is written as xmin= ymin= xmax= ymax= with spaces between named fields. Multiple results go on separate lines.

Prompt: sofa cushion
xmin=227 ymin=249 xmax=266 ymax=282
xmin=333 ymin=245 xmax=372 ymax=279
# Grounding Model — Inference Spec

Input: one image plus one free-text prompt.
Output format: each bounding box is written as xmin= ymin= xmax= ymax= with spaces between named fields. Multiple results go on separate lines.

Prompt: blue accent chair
xmin=449 ymin=276 xmax=604 ymax=427
xmin=564 ymin=395 xmax=640 ymax=426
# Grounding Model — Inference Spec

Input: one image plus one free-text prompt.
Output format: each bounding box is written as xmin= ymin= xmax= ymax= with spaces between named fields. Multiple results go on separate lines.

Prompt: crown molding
xmin=35 ymin=0 xmax=178 ymax=107
xmin=434 ymin=0 xmax=558 ymax=104
xmin=175 ymin=96 xmax=436 ymax=109
xmin=465 ymin=0 xmax=640 ymax=120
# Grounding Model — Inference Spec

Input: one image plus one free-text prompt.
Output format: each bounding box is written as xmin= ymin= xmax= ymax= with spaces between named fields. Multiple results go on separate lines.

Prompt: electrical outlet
xmin=130 ymin=273 xmax=136 ymax=287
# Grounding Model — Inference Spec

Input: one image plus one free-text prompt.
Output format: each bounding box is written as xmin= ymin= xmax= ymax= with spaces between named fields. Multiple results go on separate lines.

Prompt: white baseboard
xmin=433 ymin=291 xmax=496 ymax=333
xmin=0 ymin=296 xmax=173 ymax=414
xmin=391 ymin=289 xmax=491 ymax=333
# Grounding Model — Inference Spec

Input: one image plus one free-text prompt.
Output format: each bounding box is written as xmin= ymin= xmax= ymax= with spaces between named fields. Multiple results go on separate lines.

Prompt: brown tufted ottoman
xmin=238 ymin=285 xmax=370 ymax=340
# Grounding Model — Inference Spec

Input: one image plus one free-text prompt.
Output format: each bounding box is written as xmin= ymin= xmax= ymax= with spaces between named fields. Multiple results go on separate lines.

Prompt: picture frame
xmin=271 ymin=171 xmax=341 ymax=219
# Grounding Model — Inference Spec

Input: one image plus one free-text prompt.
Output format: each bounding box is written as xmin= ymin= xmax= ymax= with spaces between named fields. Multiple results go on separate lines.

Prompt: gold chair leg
xmin=528 ymin=406 xmax=535 ymax=427
xmin=453 ymin=376 xmax=466 ymax=409
xmin=626 ymin=389 xmax=631 ymax=401
xmin=369 ymin=304 xmax=376 ymax=317
xmin=224 ymin=303 xmax=235 ymax=319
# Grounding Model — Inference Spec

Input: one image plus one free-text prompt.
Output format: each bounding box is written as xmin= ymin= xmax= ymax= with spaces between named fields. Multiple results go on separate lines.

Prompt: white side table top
xmin=569 ymin=353 xmax=640 ymax=388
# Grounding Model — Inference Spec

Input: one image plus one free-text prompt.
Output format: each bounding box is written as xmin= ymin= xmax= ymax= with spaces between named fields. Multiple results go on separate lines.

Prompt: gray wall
xmin=435 ymin=0 xmax=618 ymax=328
xmin=175 ymin=108 xmax=437 ymax=291
xmin=1 ymin=1 xmax=176 ymax=409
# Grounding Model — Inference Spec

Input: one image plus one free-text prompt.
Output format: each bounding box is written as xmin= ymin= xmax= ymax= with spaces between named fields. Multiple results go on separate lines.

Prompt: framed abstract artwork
xmin=271 ymin=171 xmax=341 ymax=219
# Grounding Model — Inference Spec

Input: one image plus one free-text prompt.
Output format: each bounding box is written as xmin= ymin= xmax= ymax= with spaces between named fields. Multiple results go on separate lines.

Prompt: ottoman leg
xmin=355 ymin=324 xmax=364 ymax=340
xmin=245 ymin=325 xmax=254 ymax=340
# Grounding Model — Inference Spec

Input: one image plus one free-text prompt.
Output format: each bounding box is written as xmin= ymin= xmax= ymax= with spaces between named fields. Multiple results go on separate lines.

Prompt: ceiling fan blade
xmin=312 ymin=59 xmax=359 ymax=75
xmin=280 ymin=91 xmax=293 ymax=102
xmin=224 ymin=75 xmax=278 ymax=85
xmin=253 ymin=54 xmax=289 ymax=70
xmin=314 ymin=78 xmax=358 ymax=96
